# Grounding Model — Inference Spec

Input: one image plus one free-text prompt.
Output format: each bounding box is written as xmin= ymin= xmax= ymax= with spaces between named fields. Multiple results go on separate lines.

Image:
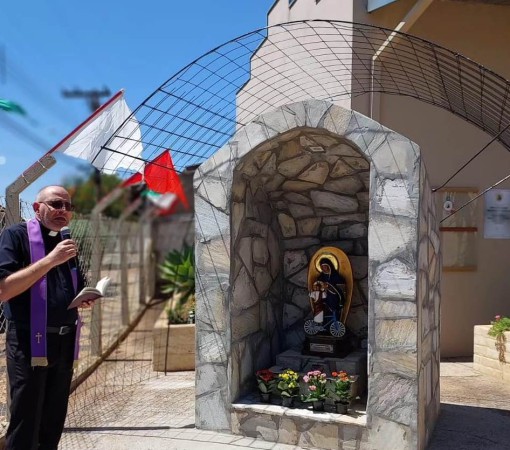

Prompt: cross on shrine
xmin=35 ymin=332 xmax=42 ymax=344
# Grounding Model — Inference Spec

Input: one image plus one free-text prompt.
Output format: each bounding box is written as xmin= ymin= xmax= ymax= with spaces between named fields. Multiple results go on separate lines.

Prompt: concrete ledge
xmin=232 ymin=394 xmax=367 ymax=450
xmin=473 ymin=325 xmax=510 ymax=381
xmin=153 ymin=309 xmax=195 ymax=372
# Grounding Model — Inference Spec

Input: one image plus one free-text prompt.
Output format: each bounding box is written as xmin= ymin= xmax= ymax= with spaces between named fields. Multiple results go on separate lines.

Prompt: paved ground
xmin=428 ymin=360 xmax=510 ymax=450
xmin=58 ymin=303 xmax=510 ymax=449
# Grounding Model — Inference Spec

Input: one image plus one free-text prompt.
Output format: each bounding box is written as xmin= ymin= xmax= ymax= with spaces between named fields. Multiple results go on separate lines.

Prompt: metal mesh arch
xmin=101 ymin=20 xmax=510 ymax=175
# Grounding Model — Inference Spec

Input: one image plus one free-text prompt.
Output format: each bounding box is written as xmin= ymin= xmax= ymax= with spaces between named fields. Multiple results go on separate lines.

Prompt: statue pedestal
xmin=271 ymin=349 xmax=367 ymax=397
xmin=303 ymin=335 xmax=352 ymax=358
xmin=274 ymin=349 xmax=366 ymax=375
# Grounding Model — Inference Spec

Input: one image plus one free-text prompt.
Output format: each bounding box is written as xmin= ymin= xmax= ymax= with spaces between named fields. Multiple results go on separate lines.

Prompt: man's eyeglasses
xmin=40 ymin=200 xmax=75 ymax=211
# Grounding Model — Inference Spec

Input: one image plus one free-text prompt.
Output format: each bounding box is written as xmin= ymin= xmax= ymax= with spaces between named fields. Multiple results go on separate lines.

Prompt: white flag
xmin=146 ymin=191 xmax=178 ymax=210
xmin=51 ymin=91 xmax=144 ymax=173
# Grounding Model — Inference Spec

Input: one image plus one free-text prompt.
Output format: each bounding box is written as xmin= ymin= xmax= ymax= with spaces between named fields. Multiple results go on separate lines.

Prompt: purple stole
xmin=27 ymin=219 xmax=83 ymax=367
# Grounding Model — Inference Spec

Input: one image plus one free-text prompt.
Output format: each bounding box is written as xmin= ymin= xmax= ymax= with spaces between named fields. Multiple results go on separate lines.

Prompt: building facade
xmin=238 ymin=0 xmax=510 ymax=357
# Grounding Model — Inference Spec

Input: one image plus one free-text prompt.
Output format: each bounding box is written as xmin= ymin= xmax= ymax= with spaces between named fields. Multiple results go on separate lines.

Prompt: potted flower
xmin=488 ymin=315 xmax=510 ymax=362
xmin=301 ymin=370 xmax=328 ymax=411
xmin=256 ymin=369 xmax=276 ymax=403
xmin=276 ymin=369 xmax=300 ymax=407
xmin=330 ymin=371 xmax=355 ymax=414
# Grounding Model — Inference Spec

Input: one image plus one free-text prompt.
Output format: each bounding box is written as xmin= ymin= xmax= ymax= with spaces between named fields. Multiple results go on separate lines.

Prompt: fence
xmin=0 ymin=197 xmax=160 ymax=425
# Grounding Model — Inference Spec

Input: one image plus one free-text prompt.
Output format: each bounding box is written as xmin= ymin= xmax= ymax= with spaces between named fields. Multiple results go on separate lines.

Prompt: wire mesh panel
xmin=0 ymin=205 xmax=158 ymax=424
xmin=0 ymin=196 xmax=6 ymax=423
xmin=0 ymin=197 xmax=36 ymax=420
xmin=98 ymin=20 xmax=510 ymax=181
xmin=66 ymin=214 xmax=154 ymax=421
xmin=0 ymin=197 xmax=5 ymax=235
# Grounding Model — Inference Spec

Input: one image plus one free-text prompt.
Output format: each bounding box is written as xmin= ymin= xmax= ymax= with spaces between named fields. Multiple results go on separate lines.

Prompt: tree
xmin=63 ymin=169 xmax=126 ymax=217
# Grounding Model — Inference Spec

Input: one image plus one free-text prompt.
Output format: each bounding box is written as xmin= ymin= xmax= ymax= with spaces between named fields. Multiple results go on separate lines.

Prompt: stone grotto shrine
xmin=194 ymin=100 xmax=441 ymax=450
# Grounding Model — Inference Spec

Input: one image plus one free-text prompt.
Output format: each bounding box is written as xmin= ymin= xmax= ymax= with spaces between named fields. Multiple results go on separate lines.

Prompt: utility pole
xmin=61 ymin=87 xmax=111 ymax=201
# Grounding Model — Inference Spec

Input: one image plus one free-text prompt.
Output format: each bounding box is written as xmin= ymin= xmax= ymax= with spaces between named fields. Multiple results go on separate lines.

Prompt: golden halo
xmin=314 ymin=252 xmax=339 ymax=272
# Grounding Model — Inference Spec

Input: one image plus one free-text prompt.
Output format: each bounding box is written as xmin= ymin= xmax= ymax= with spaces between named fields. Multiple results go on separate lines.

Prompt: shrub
xmin=160 ymin=244 xmax=195 ymax=324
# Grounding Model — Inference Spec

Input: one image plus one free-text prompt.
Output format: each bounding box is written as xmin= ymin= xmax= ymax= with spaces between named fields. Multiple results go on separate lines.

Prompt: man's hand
xmin=47 ymin=239 xmax=77 ymax=267
xmin=79 ymin=299 xmax=95 ymax=309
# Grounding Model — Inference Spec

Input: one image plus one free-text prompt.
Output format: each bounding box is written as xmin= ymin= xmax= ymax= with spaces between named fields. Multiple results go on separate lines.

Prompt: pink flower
xmin=309 ymin=385 xmax=317 ymax=391
xmin=303 ymin=376 xmax=309 ymax=383
xmin=320 ymin=373 xmax=327 ymax=379
xmin=495 ymin=315 xmax=502 ymax=320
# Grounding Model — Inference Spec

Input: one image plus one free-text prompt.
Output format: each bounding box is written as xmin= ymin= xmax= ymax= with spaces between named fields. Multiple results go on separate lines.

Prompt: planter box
xmin=153 ymin=308 xmax=195 ymax=372
xmin=473 ymin=325 xmax=510 ymax=381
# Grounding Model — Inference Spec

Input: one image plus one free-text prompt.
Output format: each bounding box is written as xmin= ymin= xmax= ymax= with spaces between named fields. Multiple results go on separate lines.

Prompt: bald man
xmin=0 ymin=186 xmax=84 ymax=450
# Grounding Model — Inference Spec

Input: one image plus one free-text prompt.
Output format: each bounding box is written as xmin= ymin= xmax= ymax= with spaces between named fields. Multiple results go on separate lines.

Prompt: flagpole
xmin=46 ymin=89 xmax=124 ymax=156
xmin=4 ymin=90 xmax=124 ymax=226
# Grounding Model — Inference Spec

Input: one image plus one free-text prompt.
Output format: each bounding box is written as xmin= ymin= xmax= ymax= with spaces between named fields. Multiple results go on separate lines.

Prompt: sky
xmin=0 ymin=0 xmax=275 ymax=205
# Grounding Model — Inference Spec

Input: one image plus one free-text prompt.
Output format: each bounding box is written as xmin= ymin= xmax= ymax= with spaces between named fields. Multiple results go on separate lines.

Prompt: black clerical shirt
xmin=0 ymin=222 xmax=82 ymax=326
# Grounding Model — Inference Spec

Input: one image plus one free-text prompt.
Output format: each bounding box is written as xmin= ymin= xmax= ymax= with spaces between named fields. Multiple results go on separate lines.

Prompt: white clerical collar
xmin=36 ymin=219 xmax=59 ymax=237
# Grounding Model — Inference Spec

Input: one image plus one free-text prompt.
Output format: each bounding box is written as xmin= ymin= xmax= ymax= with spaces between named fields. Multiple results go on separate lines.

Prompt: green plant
xmin=276 ymin=369 xmax=300 ymax=398
xmin=256 ymin=369 xmax=276 ymax=394
xmin=160 ymin=245 xmax=195 ymax=324
xmin=488 ymin=315 xmax=510 ymax=338
xmin=301 ymin=370 xmax=328 ymax=402
xmin=488 ymin=315 xmax=510 ymax=362
xmin=330 ymin=371 xmax=354 ymax=404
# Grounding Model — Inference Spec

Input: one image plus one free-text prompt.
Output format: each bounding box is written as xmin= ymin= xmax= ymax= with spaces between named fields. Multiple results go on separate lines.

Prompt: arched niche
xmin=194 ymin=100 xmax=440 ymax=450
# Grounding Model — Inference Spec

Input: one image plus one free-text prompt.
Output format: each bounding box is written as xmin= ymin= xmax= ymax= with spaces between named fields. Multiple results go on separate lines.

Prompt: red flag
xmin=144 ymin=150 xmax=189 ymax=209
xmin=120 ymin=171 xmax=143 ymax=188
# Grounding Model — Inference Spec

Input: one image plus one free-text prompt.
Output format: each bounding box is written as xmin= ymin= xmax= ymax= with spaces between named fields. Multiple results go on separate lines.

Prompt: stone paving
xmin=62 ymin=371 xmax=314 ymax=450
xmin=59 ymin=305 xmax=510 ymax=450
xmin=60 ymin=358 xmax=510 ymax=450
xmin=428 ymin=360 xmax=510 ymax=450
xmin=61 ymin=302 xmax=316 ymax=450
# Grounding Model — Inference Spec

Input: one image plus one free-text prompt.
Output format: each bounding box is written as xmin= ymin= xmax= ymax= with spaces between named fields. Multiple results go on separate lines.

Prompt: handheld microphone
xmin=60 ymin=226 xmax=76 ymax=270
xmin=60 ymin=226 xmax=71 ymax=241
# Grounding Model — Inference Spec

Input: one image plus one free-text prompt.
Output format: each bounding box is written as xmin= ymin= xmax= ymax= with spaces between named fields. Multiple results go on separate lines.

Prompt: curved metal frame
xmin=98 ymin=20 xmax=510 ymax=177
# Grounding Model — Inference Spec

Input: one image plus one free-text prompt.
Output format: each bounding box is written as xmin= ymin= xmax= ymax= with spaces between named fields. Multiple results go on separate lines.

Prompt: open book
xmin=67 ymin=277 xmax=111 ymax=309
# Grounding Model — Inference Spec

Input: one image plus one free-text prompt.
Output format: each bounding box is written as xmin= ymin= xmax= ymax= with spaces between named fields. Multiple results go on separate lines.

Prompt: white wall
xmin=268 ymin=0 xmax=353 ymax=26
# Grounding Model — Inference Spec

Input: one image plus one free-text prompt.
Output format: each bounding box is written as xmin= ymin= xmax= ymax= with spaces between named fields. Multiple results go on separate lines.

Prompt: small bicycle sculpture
xmin=304 ymin=247 xmax=353 ymax=339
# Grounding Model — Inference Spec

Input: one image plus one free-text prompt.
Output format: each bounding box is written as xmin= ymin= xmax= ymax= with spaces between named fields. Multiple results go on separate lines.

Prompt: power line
xmin=5 ymin=57 xmax=80 ymax=127
xmin=440 ymin=172 xmax=510 ymax=224
xmin=433 ymin=123 xmax=510 ymax=192
xmin=0 ymin=113 xmax=53 ymax=149
xmin=0 ymin=113 xmax=89 ymax=170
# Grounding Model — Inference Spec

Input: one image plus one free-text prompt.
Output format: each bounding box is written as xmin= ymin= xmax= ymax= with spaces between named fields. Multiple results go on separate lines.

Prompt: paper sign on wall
xmin=484 ymin=189 xmax=510 ymax=239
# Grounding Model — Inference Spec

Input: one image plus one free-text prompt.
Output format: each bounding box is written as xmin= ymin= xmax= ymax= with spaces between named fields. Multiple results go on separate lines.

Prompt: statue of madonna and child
xmin=304 ymin=247 xmax=353 ymax=339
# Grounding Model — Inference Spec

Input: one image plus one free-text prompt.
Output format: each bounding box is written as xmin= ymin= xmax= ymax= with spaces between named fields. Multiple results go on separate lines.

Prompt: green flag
xmin=0 ymin=99 xmax=26 ymax=115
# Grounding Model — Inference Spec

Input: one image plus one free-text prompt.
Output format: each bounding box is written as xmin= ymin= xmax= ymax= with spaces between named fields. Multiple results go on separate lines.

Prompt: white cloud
xmin=0 ymin=156 xmax=5 ymax=165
